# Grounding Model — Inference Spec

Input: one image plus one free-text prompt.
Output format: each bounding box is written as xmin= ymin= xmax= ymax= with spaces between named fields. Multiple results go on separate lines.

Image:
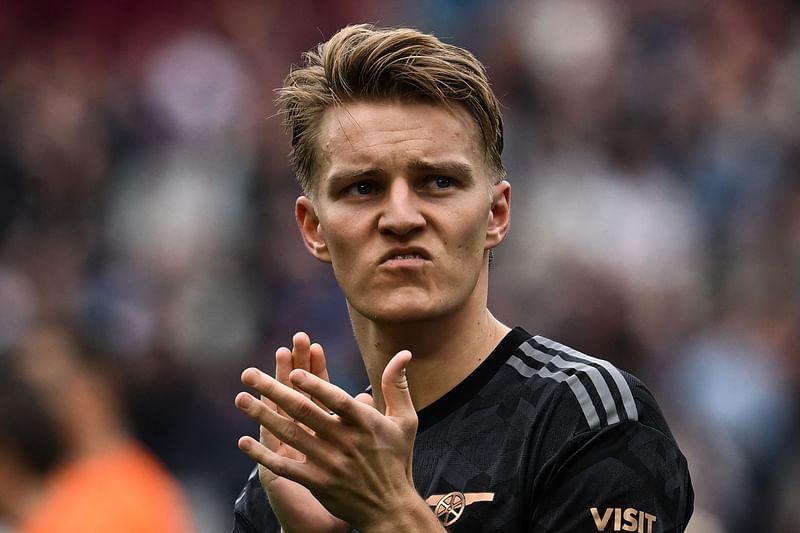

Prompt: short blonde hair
xmin=276 ymin=24 xmax=505 ymax=194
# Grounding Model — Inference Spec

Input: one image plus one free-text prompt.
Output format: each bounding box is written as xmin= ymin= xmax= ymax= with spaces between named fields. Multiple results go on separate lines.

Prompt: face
xmin=296 ymin=101 xmax=510 ymax=323
xmin=17 ymin=327 xmax=78 ymax=423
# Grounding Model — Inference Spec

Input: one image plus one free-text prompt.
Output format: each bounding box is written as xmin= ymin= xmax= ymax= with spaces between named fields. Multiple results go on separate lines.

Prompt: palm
xmin=258 ymin=432 xmax=342 ymax=530
xmin=255 ymin=334 xmax=349 ymax=533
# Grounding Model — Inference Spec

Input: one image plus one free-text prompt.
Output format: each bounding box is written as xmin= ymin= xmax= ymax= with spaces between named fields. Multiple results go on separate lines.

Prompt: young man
xmin=233 ymin=24 xmax=693 ymax=533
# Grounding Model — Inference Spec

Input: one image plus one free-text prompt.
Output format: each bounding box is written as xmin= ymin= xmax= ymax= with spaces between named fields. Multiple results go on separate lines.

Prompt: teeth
xmin=392 ymin=254 xmax=422 ymax=260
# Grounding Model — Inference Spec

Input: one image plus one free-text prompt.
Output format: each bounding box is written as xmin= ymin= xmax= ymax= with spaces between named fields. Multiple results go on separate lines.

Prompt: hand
xmin=238 ymin=333 xmax=348 ymax=533
xmin=237 ymin=351 xmax=445 ymax=532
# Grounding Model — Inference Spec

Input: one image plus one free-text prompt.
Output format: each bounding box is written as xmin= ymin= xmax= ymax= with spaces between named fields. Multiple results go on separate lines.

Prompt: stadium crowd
xmin=1 ymin=1 xmax=798 ymax=531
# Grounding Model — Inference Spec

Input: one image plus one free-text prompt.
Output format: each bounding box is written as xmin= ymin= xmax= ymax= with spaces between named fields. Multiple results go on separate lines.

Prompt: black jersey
xmin=232 ymin=327 xmax=693 ymax=532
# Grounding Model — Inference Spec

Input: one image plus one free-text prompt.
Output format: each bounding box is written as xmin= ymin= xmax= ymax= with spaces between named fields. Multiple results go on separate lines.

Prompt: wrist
xmin=358 ymin=492 xmax=445 ymax=533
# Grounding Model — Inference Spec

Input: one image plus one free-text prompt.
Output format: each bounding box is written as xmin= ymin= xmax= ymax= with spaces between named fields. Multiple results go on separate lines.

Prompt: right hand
xmin=246 ymin=332 xmax=349 ymax=533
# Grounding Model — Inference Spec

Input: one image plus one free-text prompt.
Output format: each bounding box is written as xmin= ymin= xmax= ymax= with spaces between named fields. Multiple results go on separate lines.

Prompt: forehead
xmin=314 ymin=101 xmax=484 ymax=182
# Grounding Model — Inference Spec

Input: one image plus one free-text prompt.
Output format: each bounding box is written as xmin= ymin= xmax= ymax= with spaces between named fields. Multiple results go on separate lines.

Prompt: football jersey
xmin=232 ymin=327 xmax=693 ymax=532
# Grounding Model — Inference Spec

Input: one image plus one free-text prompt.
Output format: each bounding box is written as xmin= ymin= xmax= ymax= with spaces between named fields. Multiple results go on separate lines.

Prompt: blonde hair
xmin=276 ymin=24 xmax=505 ymax=194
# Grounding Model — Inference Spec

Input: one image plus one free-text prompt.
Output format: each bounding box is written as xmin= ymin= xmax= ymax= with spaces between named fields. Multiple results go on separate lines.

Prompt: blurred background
xmin=0 ymin=0 xmax=798 ymax=531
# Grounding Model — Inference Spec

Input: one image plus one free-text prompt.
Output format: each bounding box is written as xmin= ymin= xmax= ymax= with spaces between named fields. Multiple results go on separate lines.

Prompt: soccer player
xmin=233 ymin=24 xmax=693 ymax=533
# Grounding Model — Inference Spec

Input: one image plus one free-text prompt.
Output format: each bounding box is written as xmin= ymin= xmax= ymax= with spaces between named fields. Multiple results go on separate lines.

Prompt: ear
xmin=295 ymin=196 xmax=332 ymax=263
xmin=486 ymin=180 xmax=511 ymax=249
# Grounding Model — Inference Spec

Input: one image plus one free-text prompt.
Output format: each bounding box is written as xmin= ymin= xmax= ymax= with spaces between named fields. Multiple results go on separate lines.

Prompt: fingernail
xmin=242 ymin=368 xmax=258 ymax=386
xmin=397 ymin=367 xmax=409 ymax=388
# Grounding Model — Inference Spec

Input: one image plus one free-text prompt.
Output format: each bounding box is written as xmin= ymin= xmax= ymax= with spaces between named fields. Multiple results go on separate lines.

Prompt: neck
xmin=349 ymin=299 xmax=509 ymax=413
xmin=65 ymin=381 xmax=130 ymax=460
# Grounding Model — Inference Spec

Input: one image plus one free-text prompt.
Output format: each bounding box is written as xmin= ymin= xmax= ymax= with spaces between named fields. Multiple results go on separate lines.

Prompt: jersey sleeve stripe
xmin=235 ymin=466 xmax=259 ymax=507
xmin=507 ymin=354 xmax=602 ymax=430
xmin=520 ymin=342 xmax=622 ymax=426
xmin=533 ymin=336 xmax=639 ymax=422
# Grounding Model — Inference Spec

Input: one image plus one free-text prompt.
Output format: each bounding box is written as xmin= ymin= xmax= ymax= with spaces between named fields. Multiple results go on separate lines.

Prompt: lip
xmin=378 ymin=246 xmax=431 ymax=265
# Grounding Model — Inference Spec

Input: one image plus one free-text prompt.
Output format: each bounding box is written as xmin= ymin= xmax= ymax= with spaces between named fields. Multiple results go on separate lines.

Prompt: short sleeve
xmin=232 ymin=467 xmax=281 ymax=533
xmin=530 ymin=421 xmax=693 ymax=533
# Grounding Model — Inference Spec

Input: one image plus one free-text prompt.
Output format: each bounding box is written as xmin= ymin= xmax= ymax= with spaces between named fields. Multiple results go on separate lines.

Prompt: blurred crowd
xmin=0 ymin=0 xmax=798 ymax=531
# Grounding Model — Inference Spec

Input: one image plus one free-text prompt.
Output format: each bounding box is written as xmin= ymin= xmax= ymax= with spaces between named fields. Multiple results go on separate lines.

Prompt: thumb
xmin=382 ymin=350 xmax=415 ymax=421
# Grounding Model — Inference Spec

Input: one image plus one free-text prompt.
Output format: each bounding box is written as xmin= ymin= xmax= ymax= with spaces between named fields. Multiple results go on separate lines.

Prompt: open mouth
xmin=380 ymin=249 xmax=430 ymax=265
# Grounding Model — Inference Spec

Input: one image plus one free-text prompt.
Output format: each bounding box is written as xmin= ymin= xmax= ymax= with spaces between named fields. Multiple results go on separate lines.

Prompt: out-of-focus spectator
xmin=12 ymin=319 xmax=195 ymax=533
xmin=0 ymin=358 xmax=64 ymax=532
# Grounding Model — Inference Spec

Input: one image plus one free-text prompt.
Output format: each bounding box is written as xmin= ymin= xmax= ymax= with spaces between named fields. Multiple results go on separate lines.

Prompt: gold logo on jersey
xmin=591 ymin=507 xmax=657 ymax=533
xmin=425 ymin=492 xmax=494 ymax=526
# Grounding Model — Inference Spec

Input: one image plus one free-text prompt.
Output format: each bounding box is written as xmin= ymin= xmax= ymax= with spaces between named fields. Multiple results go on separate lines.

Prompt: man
xmin=0 ymin=358 xmax=63 ymax=531
xmin=233 ymin=24 xmax=693 ymax=532
xmin=14 ymin=320 xmax=195 ymax=533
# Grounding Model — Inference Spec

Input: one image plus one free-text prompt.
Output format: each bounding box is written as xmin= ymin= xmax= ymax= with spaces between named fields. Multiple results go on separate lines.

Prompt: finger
xmin=381 ymin=350 xmax=416 ymax=423
xmin=308 ymin=342 xmax=332 ymax=410
xmin=260 ymin=424 xmax=280 ymax=452
xmin=292 ymin=332 xmax=312 ymax=373
xmin=235 ymin=390 xmax=322 ymax=457
xmin=290 ymin=333 xmax=314 ymax=413
xmin=235 ymin=375 xmax=282 ymax=452
xmin=355 ymin=392 xmax=375 ymax=408
xmin=257 ymin=394 xmax=281 ymax=451
xmin=242 ymin=368 xmax=338 ymax=436
xmin=274 ymin=347 xmax=293 ymax=418
xmin=275 ymin=347 xmax=293 ymax=386
xmin=289 ymin=369 xmax=367 ymax=425
xmin=309 ymin=342 xmax=330 ymax=381
xmin=237 ymin=436 xmax=313 ymax=487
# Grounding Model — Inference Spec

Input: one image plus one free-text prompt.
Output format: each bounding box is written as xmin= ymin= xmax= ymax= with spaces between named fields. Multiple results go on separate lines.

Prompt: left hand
xmin=248 ymin=333 xmax=348 ymax=533
xmin=236 ymin=350 xmax=437 ymax=532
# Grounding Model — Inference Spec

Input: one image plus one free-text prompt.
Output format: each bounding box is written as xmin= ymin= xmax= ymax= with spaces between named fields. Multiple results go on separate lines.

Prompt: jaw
xmin=348 ymin=285 xmax=448 ymax=324
xmin=338 ymin=246 xmax=492 ymax=322
xmin=347 ymin=264 xmax=489 ymax=326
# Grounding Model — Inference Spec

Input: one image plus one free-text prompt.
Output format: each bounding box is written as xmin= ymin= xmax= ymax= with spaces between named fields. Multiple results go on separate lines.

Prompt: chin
xmin=353 ymin=296 xmax=452 ymax=325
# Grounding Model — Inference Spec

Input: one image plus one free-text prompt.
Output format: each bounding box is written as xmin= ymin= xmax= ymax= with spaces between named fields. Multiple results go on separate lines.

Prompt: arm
xmin=236 ymin=350 xmax=447 ymax=533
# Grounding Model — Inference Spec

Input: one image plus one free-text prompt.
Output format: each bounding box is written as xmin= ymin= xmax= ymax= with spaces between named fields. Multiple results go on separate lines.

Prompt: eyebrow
xmin=326 ymin=167 xmax=386 ymax=191
xmin=326 ymin=160 xmax=474 ymax=189
xmin=408 ymin=160 xmax=474 ymax=180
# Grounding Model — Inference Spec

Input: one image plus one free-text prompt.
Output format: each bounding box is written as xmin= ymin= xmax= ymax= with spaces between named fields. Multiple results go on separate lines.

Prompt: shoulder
xmin=505 ymin=334 xmax=672 ymax=437
xmin=22 ymin=447 xmax=194 ymax=533
xmin=505 ymin=336 xmax=693 ymax=530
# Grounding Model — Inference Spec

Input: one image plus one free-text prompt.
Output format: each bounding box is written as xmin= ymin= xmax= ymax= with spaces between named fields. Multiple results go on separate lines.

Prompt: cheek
xmin=449 ymin=210 xmax=490 ymax=254
xmin=320 ymin=220 xmax=361 ymax=267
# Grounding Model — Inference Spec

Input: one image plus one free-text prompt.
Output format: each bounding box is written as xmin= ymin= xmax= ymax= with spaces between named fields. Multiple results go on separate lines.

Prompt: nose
xmin=377 ymin=180 xmax=426 ymax=236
